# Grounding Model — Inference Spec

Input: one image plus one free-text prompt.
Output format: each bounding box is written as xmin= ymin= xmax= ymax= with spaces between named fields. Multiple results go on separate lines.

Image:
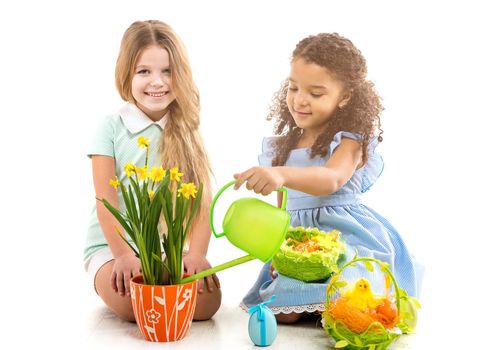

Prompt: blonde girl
xmin=85 ymin=20 xmax=221 ymax=321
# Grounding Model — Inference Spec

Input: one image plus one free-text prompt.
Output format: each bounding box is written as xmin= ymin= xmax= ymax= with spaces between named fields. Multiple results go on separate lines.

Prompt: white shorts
xmin=84 ymin=246 xmax=180 ymax=294
xmin=84 ymin=246 xmax=114 ymax=293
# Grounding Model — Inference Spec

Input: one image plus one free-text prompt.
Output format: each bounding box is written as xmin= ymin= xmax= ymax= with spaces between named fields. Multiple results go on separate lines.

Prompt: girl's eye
xmin=137 ymin=69 xmax=150 ymax=74
xmin=288 ymin=86 xmax=298 ymax=92
xmin=163 ymin=69 xmax=171 ymax=75
xmin=311 ymin=93 xmax=323 ymax=98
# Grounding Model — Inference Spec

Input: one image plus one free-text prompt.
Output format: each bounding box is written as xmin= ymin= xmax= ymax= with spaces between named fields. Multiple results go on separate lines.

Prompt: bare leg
xmin=193 ymin=277 xmax=222 ymax=321
xmin=275 ymin=312 xmax=303 ymax=324
xmin=94 ymin=260 xmax=135 ymax=322
xmin=95 ymin=261 xmax=221 ymax=322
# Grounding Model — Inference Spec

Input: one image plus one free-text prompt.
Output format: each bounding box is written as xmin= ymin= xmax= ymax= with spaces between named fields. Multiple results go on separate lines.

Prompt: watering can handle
xmin=210 ymin=180 xmax=288 ymax=238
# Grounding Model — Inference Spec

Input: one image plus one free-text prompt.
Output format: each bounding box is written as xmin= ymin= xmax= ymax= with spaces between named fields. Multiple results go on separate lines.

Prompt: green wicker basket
xmin=322 ymin=255 xmax=420 ymax=350
xmin=272 ymin=226 xmax=346 ymax=282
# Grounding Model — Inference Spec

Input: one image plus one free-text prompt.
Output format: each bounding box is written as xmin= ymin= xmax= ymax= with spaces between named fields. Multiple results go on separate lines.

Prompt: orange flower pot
xmin=130 ymin=275 xmax=198 ymax=342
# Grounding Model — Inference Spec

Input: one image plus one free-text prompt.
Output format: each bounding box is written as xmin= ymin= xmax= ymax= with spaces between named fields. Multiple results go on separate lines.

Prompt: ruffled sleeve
xmin=258 ymin=137 xmax=276 ymax=166
xmin=328 ymin=131 xmax=361 ymax=156
xmin=328 ymin=131 xmax=384 ymax=193
xmin=361 ymin=137 xmax=384 ymax=193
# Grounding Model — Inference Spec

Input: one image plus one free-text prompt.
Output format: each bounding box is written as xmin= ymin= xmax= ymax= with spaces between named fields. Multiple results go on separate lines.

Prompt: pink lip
xmin=294 ymin=110 xmax=311 ymax=117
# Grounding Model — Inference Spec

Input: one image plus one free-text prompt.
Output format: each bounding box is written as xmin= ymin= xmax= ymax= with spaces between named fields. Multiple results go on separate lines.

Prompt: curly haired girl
xmin=235 ymin=33 xmax=423 ymax=324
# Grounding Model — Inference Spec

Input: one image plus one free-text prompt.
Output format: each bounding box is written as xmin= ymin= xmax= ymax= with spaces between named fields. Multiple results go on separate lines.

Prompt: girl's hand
xmin=183 ymin=253 xmax=221 ymax=294
xmin=233 ymin=166 xmax=285 ymax=195
xmin=111 ymin=253 xmax=141 ymax=296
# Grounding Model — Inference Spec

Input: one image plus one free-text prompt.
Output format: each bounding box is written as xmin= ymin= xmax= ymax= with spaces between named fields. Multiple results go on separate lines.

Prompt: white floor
xmin=78 ymin=260 xmax=428 ymax=350
xmin=4 ymin=241 xmax=480 ymax=349
xmin=7 ymin=235 xmax=478 ymax=349
xmin=82 ymin=300 xmax=424 ymax=350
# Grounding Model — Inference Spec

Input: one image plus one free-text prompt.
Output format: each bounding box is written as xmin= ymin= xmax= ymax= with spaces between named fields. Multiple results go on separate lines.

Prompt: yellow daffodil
xmin=150 ymin=166 xmax=166 ymax=182
xmin=178 ymin=182 xmax=198 ymax=199
xmin=137 ymin=136 xmax=150 ymax=148
xmin=148 ymin=190 xmax=155 ymax=200
xmin=124 ymin=161 xmax=136 ymax=177
xmin=169 ymin=167 xmax=184 ymax=182
xmin=136 ymin=166 xmax=149 ymax=181
xmin=109 ymin=177 xmax=119 ymax=190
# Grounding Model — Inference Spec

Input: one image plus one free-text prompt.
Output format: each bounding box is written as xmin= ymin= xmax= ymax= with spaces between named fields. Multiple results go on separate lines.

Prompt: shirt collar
xmin=119 ymin=103 xmax=168 ymax=134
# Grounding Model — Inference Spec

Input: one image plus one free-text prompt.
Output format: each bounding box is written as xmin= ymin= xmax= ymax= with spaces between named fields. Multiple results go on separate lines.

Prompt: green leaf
xmin=334 ymin=340 xmax=349 ymax=348
xmin=333 ymin=280 xmax=348 ymax=288
xmin=120 ymin=184 xmax=136 ymax=221
xmin=398 ymin=288 xmax=408 ymax=298
xmin=363 ymin=260 xmax=374 ymax=272
xmin=127 ymin=185 xmax=140 ymax=225
xmin=368 ymin=345 xmax=376 ymax=350
xmin=117 ymin=231 xmax=140 ymax=257
xmin=379 ymin=262 xmax=391 ymax=273
xmin=398 ymin=322 xmax=413 ymax=334
xmin=161 ymin=190 xmax=173 ymax=234
xmin=99 ymin=199 xmax=133 ymax=235
xmin=152 ymin=252 xmax=163 ymax=263
xmin=122 ymin=184 xmax=137 ymax=224
xmin=354 ymin=336 xmax=363 ymax=346
xmin=174 ymin=193 xmax=184 ymax=234
xmin=163 ymin=185 xmax=173 ymax=223
xmin=129 ymin=175 xmax=142 ymax=200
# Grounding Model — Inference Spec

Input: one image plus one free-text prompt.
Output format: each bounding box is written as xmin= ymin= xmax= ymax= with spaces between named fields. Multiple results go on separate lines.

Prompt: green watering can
xmin=181 ymin=180 xmax=290 ymax=283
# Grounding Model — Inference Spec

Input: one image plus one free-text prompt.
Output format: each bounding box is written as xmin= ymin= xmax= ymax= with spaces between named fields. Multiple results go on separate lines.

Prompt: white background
xmin=1 ymin=0 xmax=488 ymax=347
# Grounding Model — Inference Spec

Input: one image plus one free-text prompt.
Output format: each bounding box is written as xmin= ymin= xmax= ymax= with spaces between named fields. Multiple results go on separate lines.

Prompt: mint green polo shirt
xmin=84 ymin=103 xmax=167 ymax=260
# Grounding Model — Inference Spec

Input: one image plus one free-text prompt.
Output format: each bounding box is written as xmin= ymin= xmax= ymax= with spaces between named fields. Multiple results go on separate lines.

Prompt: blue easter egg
xmin=248 ymin=308 xmax=278 ymax=346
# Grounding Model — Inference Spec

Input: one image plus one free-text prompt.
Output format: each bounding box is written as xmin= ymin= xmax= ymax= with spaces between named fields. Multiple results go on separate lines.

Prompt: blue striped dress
xmin=240 ymin=132 xmax=423 ymax=314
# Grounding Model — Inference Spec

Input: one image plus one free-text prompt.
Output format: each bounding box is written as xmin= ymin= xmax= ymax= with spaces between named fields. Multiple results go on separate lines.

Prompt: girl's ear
xmin=338 ymin=89 xmax=353 ymax=108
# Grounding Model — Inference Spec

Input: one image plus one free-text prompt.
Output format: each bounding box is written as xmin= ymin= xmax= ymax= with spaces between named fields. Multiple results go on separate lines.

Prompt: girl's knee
xmin=94 ymin=262 xmax=135 ymax=322
xmin=100 ymin=290 xmax=135 ymax=322
xmin=275 ymin=312 xmax=303 ymax=324
xmin=193 ymin=287 xmax=222 ymax=321
xmin=112 ymin=301 xmax=135 ymax=322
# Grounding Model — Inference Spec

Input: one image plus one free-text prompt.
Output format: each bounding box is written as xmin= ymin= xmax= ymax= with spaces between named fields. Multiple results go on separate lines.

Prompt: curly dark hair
xmin=268 ymin=33 xmax=384 ymax=166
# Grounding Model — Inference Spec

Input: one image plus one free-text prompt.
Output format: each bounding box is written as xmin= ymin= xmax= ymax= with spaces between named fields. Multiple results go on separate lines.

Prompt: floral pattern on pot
xmin=131 ymin=275 xmax=198 ymax=342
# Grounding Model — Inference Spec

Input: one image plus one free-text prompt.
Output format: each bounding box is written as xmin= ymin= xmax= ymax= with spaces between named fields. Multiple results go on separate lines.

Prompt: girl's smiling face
xmin=286 ymin=58 xmax=350 ymax=139
xmin=131 ymin=45 xmax=176 ymax=121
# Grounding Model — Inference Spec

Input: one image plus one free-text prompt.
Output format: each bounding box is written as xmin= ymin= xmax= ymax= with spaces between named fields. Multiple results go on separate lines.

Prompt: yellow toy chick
xmin=341 ymin=278 xmax=380 ymax=311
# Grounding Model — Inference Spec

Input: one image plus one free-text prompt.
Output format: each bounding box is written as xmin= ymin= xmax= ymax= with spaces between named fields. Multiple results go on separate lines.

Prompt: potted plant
xmin=99 ymin=136 xmax=203 ymax=342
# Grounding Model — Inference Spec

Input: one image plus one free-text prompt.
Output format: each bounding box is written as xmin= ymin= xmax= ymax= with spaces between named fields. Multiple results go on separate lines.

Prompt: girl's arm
xmin=184 ymin=205 xmax=220 ymax=292
xmin=187 ymin=209 xmax=211 ymax=258
xmin=235 ymin=138 xmax=363 ymax=196
xmin=92 ymin=155 xmax=140 ymax=295
xmin=92 ymin=155 xmax=133 ymax=256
